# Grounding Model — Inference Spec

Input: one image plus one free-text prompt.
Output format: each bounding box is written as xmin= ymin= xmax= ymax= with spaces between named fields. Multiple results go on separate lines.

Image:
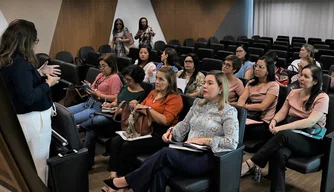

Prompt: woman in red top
xmin=103 ymin=67 xmax=183 ymax=190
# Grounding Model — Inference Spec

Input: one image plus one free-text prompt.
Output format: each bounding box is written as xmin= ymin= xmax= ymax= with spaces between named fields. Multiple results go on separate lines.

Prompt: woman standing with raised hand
xmin=0 ymin=19 xmax=61 ymax=184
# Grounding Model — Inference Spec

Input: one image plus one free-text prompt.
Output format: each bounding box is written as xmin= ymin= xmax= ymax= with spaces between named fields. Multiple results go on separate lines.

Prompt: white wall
xmin=110 ymin=0 xmax=166 ymax=47
xmin=0 ymin=9 xmax=8 ymax=35
xmin=0 ymin=0 xmax=62 ymax=54
xmin=254 ymin=0 xmax=334 ymax=40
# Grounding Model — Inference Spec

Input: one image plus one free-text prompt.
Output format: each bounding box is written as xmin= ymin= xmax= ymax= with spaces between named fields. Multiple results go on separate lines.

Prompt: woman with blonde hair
xmin=103 ymin=70 xmax=239 ymax=192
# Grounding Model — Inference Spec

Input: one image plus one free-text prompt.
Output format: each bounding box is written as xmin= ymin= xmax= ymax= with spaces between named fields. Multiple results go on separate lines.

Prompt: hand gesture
xmin=45 ymin=74 xmax=60 ymax=87
xmin=86 ymin=88 xmax=98 ymax=97
xmin=269 ymin=120 xmax=277 ymax=130
xmin=162 ymin=128 xmax=173 ymax=143
xmin=39 ymin=61 xmax=61 ymax=77
xmin=147 ymin=68 xmax=155 ymax=76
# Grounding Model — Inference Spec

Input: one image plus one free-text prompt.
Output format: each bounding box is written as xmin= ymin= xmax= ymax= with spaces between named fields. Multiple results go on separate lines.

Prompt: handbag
xmin=246 ymin=99 xmax=262 ymax=121
xmin=287 ymin=116 xmax=327 ymax=139
xmin=113 ymin=101 xmax=153 ymax=138
xmin=124 ymin=33 xmax=135 ymax=55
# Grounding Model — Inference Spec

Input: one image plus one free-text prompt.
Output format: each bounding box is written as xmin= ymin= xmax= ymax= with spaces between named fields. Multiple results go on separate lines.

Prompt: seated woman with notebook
xmin=237 ymin=56 xmax=279 ymax=142
xmin=176 ymin=53 xmax=205 ymax=97
xmin=241 ymin=65 xmax=329 ymax=192
xmin=102 ymin=70 xmax=239 ymax=192
xmin=102 ymin=67 xmax=183 ymax=191
xmin=82 ymin=65 xmax=147 ymax=169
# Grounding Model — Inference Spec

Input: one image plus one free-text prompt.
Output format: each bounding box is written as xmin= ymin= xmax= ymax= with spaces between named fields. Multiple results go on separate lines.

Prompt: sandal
xmin=241 ymin=160 xmax=254 ymax=177
xmin=252 ymin=166 xmax=262 ymax=183
xmin=101 ymin=176 xmax=115 ymax=192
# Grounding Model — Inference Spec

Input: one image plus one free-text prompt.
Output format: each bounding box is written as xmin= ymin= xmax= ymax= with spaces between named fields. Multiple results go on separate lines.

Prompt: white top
xmin=134 ymin=60 xmax=156 ymax=83
xmin=288 ymin=59 xmax=321 ymax=72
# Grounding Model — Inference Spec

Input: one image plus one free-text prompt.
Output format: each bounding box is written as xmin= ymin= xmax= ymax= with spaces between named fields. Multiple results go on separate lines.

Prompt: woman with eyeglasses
xmin=68 ymin=54 xmax=123 ymax=134
xmin=134 ymin=45 xmax=156 ymax=83
xmin=241 ymin=65 xmax=328 ymax=192
xmin=110 ymin=18 xmax=132 ymax=57
xmin=237 ymin=56 xmax=279 ymax=143
xmin=80 ymin=65 xmax=146 ymax=169
xmin=234 ymin=45 xmax=255 ymax=80
xmin=222 ymin=55 xmax=245 ymax=104
xmin=176 ymin=53 xmax=205 ymax=97
xmin=135 ymin=17 xmax=155 ymax=48
xmin=0 ymin=19 xmax=61 ymax=184
xmin=102 ymin=70 xmax=239 ymax=192
xmin=288 ymin=44 xmax=321 ymax=72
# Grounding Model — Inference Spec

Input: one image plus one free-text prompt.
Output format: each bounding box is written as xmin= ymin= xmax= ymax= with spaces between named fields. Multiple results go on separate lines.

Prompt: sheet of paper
xmin=177 ymin=78 xmax=187 ymax=93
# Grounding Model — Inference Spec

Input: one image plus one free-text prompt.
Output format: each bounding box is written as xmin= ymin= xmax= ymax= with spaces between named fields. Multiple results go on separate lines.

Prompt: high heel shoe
xmin=241 ymin=160 xmax=254 ymax=177
xmin=103 ymin=178 xmax=128 ymax=190
xmin=252 ymin=166 xmax=262 ymax=183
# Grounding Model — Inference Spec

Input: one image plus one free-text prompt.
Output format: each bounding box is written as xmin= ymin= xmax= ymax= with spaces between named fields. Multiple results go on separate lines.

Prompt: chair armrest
xmin=211 ymin=145 xmax=245 ymax=192
xmin=59 ymin=79 xmax=73 ymax=87
xmin=321 ymin=133 xmax=334 ymax=192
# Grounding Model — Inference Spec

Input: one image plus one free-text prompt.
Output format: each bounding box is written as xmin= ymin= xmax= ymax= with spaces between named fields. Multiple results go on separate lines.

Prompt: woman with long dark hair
xmin=134 ymin=17 xmax=155 ymax=48
xmin=241 ymin=65 xmax=328 ymax=192
xmin=110 ymin=18 xmax=132 ymax=57
xmin=0 ymin=19 xmax=61 ymax=184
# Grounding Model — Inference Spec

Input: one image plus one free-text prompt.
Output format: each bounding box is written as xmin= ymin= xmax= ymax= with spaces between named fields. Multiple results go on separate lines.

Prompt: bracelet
xmin=207 ymin=137 xmax=212 ymax=145
xmin=272 ymin=119 xmax=278 ymax=124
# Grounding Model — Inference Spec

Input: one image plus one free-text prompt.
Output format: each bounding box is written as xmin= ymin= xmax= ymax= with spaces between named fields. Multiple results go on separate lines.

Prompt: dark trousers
xmin=251 ymin=130 xmax=324 ymax=192
xmin=244 ymin=122 xmax=272 ymax=142
xmin=124 ymin=147 xmax=215 ymax=192
xmin=107 ymin=133 xmax=166 ymax=176
xmin=83 ymin=115 xmax=120 ymax=167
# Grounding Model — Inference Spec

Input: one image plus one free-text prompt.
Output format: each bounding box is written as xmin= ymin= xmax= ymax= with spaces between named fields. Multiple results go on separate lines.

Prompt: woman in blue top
xmin=234 ymin=45 xmax=254 ymax=80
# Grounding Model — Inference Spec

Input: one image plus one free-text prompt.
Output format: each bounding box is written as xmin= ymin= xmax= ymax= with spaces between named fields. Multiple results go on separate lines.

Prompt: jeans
xmin=68 ymin=97 xmax=102 ymax=127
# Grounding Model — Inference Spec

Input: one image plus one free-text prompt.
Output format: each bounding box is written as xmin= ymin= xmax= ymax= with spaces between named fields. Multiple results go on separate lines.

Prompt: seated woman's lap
xmin=81 ymin=115 xmax=119 ymax=132
xmin=244 ymin=123 xmax=272 ymax=141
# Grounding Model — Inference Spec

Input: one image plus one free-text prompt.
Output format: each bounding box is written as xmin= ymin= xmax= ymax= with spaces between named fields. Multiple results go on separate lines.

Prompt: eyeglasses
xmin=222 ymin=62 xmax=232 ymax=69
xmin=236 ymin=50 xmax=244 ymax=53
xmin=254 ymin=64 xmax=266 ymax=70
xmin=125 ymin=77 xmax=133 ymax=82
xmin=99 ymin=65 xmax=108 ymax=69
xmin=184 ymin=60 xmax=194 ymax=63
xmin=35 ymin=38 xmax=39 ymax=45
xmin=116 ymin=23 xmax=122 ymax=26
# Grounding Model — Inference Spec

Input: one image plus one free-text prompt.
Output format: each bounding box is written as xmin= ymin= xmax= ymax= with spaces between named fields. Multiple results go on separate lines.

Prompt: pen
xmin=104 ymin=97 xmax=106 ymax=103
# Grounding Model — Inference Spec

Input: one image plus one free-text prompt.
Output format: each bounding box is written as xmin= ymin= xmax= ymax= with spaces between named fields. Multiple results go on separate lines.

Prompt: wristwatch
xmin=148 ymin=106 xmax=152 ymax=110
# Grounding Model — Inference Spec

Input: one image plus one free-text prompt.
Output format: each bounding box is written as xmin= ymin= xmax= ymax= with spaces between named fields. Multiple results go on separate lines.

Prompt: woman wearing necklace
xmin=102 ymin=67 xmax=183 ymax=191
xmin=176 ymin=53 xmax=204 ymax=97
xmin=68 ymin=53 xmax=123 ymax=132
xmin=241 ymin=65 xmax=328 ymax=192
xmin=134 ymin=45 xmax=156 ymax=83
xmin=237 ymin=56 xmax=279 ymax=143
xmin=110 ymin=18 xmax=132 ymax=57
xmin=221 ymin=55 xmax=244 ymax=104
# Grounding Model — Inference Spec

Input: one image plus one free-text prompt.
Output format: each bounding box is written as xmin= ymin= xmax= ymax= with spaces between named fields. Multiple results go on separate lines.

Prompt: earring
xmin=218 ymin=92 xmax=222 ymax=95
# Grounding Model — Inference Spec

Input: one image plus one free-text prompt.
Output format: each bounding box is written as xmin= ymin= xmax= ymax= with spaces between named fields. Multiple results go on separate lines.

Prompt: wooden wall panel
xmin=151 ymin=0 xmax=235 ymax=44
xmin=49 ymin=0 xmax=117 ymax=59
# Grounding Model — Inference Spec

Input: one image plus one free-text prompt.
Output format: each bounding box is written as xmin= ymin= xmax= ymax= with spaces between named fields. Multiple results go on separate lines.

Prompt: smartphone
xmin=58 ymin=149 xmax=78 ymax=158
xmin=82 ymin=84 xmax=92 ymax=90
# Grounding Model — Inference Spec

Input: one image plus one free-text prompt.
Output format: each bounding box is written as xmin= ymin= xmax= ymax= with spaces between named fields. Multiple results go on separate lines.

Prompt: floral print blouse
xmin=176 ymin=70 xmax=205 ymax=95
xmin=172 ymin=98 xmax=239 ymax=153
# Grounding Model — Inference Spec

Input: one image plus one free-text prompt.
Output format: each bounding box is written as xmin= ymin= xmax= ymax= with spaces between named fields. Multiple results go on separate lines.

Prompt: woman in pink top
xmin=68 ymin=53 xmax=123 ymax=129
xmin=237 ymin=56 xmax=279 ymax=141
xmin=241 ymin=65 xmax=329 ymax=191
xmin=222 ymin=55 xmax=244 ymax=104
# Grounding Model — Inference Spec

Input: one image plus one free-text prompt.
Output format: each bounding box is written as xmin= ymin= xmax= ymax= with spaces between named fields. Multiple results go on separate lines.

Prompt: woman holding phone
xmin=135 ymin=17 xmax=155 ymax=48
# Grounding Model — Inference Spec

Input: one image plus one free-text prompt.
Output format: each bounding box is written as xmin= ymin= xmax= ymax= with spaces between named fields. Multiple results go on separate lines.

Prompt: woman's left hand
xmin=135 ymin=104 xmax=149 ymax=110
xmin=86 ymin=88 xmax=98 ymax=97
xmin=115 ymin=38 xmax=122 ymax=42
xmin=270 ymin=126 xmax=282 ymax=135
xmin=38 ymin=61 xmax=61 ymax=77
xmin=185 ymin=138 xmax=207 ymax=145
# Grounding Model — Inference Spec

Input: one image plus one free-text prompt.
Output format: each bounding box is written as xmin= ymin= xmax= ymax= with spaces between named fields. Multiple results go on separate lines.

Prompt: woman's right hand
xmin=102 ymin=102 xmax=112 ymax=108
xmin=162 ymin=128 xmax=173 ymax=143
xmin=269 ymin=119 xmax=277 ymax=130
xmin=81 ymin=80 xmax=91 ymax=87
xmin=147 ymin=68 xmax=155 ymax=77
xmin=46 ymin=74 xmax=60 ymax=87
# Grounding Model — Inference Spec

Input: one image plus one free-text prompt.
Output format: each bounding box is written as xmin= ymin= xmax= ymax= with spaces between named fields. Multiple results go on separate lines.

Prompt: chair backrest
xmin=194 ymin=42 xmax=207 ymax=50
xmin=196 ymin=48 xmax=214 ymax=60
xmin=85 ymin=67 xmax=100 ymax=83
xmin=237 ymin=35 xmax=248 ymax=41
xmin=201 ymin=58 xmax=222 ymax=72
xmin=271 ymin=44 xmax=288 ymax=51
xmin=140 ymin=81 xmax=154 ymax=98
xmin=85 ymin=51 xmax=101 ymax=67
xmin=168 ymin=39 xmax=181 ymax=47
xmin=183 ymin=38 xmax=196 ymax=47
xmin=233 ymin=105 xmax=247 ymax=145
xmin=319 ymin=55 xmax=334 ymax=71
xmin=314 ymin=44 xmax=330 ymax=50
xmin=178 ymin=46 xmax=195 ymax=55
xmin=223 ymin=35 xmax=235 ymax=42
xmin=276 ymin=86 xmax=290 ymax=112
xmin=151 ymin=49 xmax=160 ymax=62
xmin=56 ymin=51 xmax=74 ymax=63
xmin=36 ymin=53 xmax=50 ymax=68
xmin=197 ymin=37 xmax=207 ymax=43
xmin=179 ymin=94 xmax=196 ymax=121
xmin=98 ymin=44 xmax=112 ymax=54
xmin=78 ymin=46 xmax=95 ymax=62
xmin=322 ymin=74 xmax=331 ymax=93
xmin=154 ymin=41 xmax=166 ymax=53
xmin=226 ymin=45 xmax=237 ymax=52
xmin=238 ymin=77 xmax=249 ymax=87
xmin=216 ymin=50 xmax=234 ymax=61
xmin=269 ymin=49 xmax=288 ymax=59
xmin=52 ymin=103 xmax=82 ymax=150
xmin=274 ymin=41 xmax=289 ymax=46
xmin=129 ymin=47 xmax=139 ymax=62
xmin=52 ymin=60 xmax=81 ymax=85
xmin=249 ymin=54 xmax=259 ymax=62
xmin=326 ymin=94 xmax=334 ymax=133
xmin=208 ymin=36 xmax=219 ymax=44
xmin=248 ymin=47 xmax=265 ymax=56
xmin=116 ymin=56 xmax=133 ymax=72
xmin=210 ymin=43 xmax=224 ymax=53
